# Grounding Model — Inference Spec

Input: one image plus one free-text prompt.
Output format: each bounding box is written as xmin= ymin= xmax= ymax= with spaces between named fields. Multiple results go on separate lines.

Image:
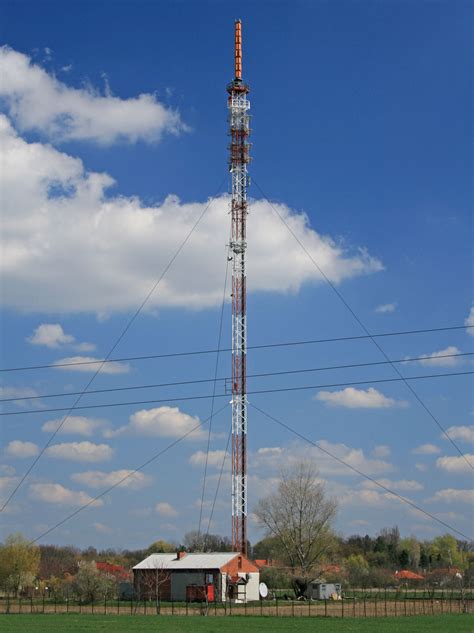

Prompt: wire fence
xmin=0 ymin=588 xmax=472 ymax=618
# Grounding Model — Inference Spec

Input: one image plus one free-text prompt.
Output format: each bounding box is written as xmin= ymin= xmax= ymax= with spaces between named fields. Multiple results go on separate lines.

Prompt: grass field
xmin=0 ymin=614 xmax=473 ymax=632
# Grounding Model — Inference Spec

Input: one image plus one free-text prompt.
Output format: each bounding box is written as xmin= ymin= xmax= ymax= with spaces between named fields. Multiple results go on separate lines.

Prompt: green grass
xmin=0 ymin=614 xmax=472 ymax=632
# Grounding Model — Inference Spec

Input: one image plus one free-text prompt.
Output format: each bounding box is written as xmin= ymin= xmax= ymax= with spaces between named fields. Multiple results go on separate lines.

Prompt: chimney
xmin=176 ymin=551 xmax=186 ymax=560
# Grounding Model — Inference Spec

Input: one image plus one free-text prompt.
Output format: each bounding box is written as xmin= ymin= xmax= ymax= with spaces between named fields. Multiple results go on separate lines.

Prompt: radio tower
xmin=228 ymin=19 xmax=250 ymax=556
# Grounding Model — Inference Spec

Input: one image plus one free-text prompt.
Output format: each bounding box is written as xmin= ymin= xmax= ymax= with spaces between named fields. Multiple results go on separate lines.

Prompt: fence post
xmin=186 ymin=599 xmax=188 ymax=616
xmin=172 ymin=599 xmax=174 ymax=615
xmin=440 ymin=589 xmax=443 ymax=614
xmin=19 ymin=597 xmax=22 ymax=614
xmin=276 ymin=596 xmax=278 ymax=617
xmin=292 ymin=599 xmax=294 ymax=617
xmin=375 ymin=592 xmax=377 ymax=617
xmin=260 ymin=597 xmax=262 ymax=617
xmin=117 ymin=597 xmax=119 ymax=615
xmin=404 ymin=591 xmax=407 ymax=616
xmin=42 ymin=591 xmax=45 ymax=614
xmin=341 ymin=596 xmax=344 ymax=618
xmin=363 ymin=595 xmax=366 ymax=618
xmin=92 ymin=596 xmax=94 ymax=615
xmin=104 ymin=596 xmax=107 ymax=615
xmin=30 ymin=596 xmax=33 ymax=614
xmin=308 ymin=597 xmax=311 ymax=617
xmin=130 ymin=598 xmax=133 ymax=615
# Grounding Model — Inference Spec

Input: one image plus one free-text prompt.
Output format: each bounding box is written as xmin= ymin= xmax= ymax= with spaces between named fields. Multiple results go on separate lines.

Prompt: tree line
xmin=0 ymin=461 xmax=471 ymax=599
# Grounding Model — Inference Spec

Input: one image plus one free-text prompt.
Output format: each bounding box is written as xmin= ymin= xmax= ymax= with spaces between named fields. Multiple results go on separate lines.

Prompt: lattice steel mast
xmin=227 ymin=19 xmax=250 ymax=556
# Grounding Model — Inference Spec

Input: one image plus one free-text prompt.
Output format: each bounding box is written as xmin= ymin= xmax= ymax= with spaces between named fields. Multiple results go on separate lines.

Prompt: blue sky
xmin=0 ymin=0 xmax=472 ymax=550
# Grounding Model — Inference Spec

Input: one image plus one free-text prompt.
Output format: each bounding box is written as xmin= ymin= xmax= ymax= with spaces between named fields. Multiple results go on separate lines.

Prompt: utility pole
xmin=227 ymin=19 xmax=250 ymax=556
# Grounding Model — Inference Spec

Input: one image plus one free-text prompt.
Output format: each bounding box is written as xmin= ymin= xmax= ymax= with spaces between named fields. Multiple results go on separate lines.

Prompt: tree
xmin=73 ymin=560 xmax=116 ymax=602
xmin=346 ymin=554 xmax=370 ymax=587
xmin=183 ymin=531 xmax=232 ymax=552
xmin=254 ymin=461 xmax=337 ymax=579
xmin=398 ymin=537 xmax=420 ymax=568
xmin=0 ymin=533 xmax=40 ymax=596
xmin=146 ymin=540 xmax=176 ymax=555
xmin=429 ymin=534 xmax=465 ymax=569
xmin=39 ymin=544 xmax=78 ymax=579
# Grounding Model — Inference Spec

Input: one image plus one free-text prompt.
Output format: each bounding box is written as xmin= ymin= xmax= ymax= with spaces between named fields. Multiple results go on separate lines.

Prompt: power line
xmin=1 ymin=351 xmax=471 ymax=404
xmin=250 ymin=403 xmax=472 ymax=541
xmin=1 ymin=324 xmax=472 ymax=374
xmin=0 ymin=179 xmax=228 ymax=514
xmin=28 ymin=404 xmax=230 ymax=545
xmin=253 ymin=178 xmax=473 ymax=471
xmin=2 ymin=370 xmax=471 ymax=417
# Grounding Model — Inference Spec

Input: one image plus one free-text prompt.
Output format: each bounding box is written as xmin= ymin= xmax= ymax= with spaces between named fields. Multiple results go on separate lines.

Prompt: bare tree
xmin=254 ymin=461 xmax=337 ymax=579
xmin=137 ymin=565 xmax=170 ymax=613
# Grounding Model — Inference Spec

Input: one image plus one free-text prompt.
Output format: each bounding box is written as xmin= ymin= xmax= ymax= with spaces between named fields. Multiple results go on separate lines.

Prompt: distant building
xmin=133 ymin=551 xmax=260 ymax=602
xmin=395 ymin=570 xmax=425 ymax=581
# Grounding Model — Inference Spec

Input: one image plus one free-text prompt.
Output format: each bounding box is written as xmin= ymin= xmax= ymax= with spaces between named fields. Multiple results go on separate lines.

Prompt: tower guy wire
xmin=252 ymin=178 xmax=473 ymax=471
xmin=28 ymin=403 xmax=230 ymax=545
xmin=197 ymin=245 xmax=231 ymax=542
xmin=0 ymin=177 xmax=228 ymax=514
xmin=204 ymin=427 xmax=232 ymax=550
xmin=250 ymin=403 xmax=472 ymax=541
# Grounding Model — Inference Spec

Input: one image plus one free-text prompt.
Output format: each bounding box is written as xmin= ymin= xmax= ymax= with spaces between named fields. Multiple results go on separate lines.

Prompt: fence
xmin=0 ymin=588 xmax=472 ymax=618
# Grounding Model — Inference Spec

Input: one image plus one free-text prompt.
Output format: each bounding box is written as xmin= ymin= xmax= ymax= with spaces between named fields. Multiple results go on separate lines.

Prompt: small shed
xmin=306 ymin=581 xmax=342 ymax=600
xmin=133 ymin=551 xmax=260 ymax=603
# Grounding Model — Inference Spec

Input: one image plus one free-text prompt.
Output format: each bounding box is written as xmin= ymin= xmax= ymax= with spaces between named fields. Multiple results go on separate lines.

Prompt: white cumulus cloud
xmin=5 ymin=440 xmax=39 ymax=458
xmin=375 ymin=302 xmax=397 ymax=314
xmin=412 ymin=443 xmax=441 ymax=455
xmin=107 ymin=406 xmax=206 ymax=440
xmin=361 ymin=478 xmax=423 ymax=492
xmin=0 ymin=47 xmax=185 ymax=144
xmin=45 ymin=441 xmax=113 ymax=462
xmin=436 ymin=454 xmax=474 ymax=474
xmin=315 ymin=387 xmax=405 ymax=409
xmin=0 ymin=385 xmax=41 ymax=408
xmin=155 ymin=501 xmax=178 ymax=517
xmin=71 ymin=470 xmax=152 ymax=490
xmin=0 ymin=114 xmax=382 ymax=315
xmin=189 ymin=450 xmax=227 ymax=468
xmin=410 ymin=346 xmax=463 ymax=367
xmin=372 ymin=445 xmax=391 ymax=458
xmin=28 ymin=323 xmax=74 ymax=347
xmin=444 ymin=425 xmax=474 ymax=443
xmin=428 ymin=488 xmax=474 ymax=505
xmin=29 ymin=483 xmax=103 ymax=507
xmin=27 ymin=323 xmax=95 ymax=351
xmin=42 ymin=415 xmax=108 ymax=437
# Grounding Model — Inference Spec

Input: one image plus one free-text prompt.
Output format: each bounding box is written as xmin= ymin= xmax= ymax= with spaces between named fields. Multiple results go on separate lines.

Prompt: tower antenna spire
xmin=234 ymin=19 xmax=242 ymax=80
xmin=227 ymin=19 xmax=250 ymax=556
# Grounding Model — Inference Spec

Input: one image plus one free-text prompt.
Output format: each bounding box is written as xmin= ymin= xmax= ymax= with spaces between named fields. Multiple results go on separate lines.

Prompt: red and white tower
xmin=227 ymin=19 xmax=250 ymax=556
